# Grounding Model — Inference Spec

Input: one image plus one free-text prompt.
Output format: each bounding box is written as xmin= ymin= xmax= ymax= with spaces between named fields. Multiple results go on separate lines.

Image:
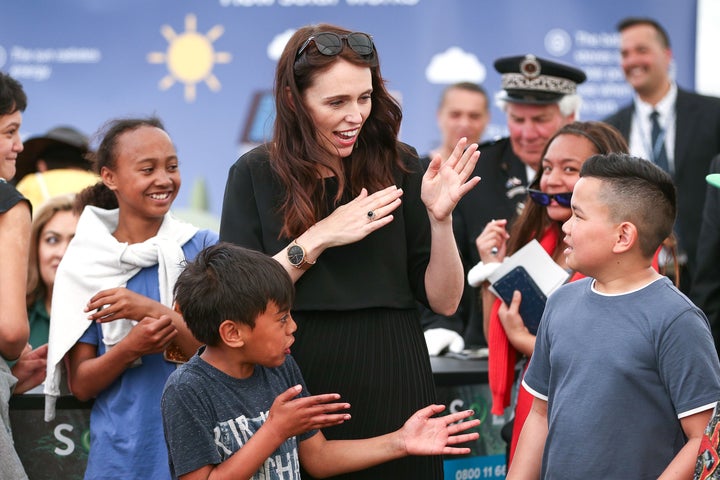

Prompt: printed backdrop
xmin=2 ymin=0 xmax=698 ymax=217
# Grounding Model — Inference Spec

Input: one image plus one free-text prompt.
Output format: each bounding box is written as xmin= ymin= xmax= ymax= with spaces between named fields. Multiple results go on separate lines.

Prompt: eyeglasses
xmin=296 ymin=32 xmax=375 ymax=60
xmin=527 ymin=189 xmax=573 ymax=208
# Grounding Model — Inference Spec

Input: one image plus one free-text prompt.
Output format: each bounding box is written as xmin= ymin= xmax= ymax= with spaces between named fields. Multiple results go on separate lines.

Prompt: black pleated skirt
xmin=291 ymin=307 xmax=443 ymax=480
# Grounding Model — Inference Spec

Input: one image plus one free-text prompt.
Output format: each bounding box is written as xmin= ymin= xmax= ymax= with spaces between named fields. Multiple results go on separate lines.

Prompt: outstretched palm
xmin=422 ymin=137 xmax=481 ymax=222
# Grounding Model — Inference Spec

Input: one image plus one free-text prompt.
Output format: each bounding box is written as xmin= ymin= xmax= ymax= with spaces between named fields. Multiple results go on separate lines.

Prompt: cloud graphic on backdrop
xmin=147 ymin=14 xmax=232 ymax=102
xmin=425 ymin=47 xmax=486 ymax=84
xmin=544 ymin=28 xmax=572 ymax=57
xmin=268 ymin=29 xmax=296 ymax=61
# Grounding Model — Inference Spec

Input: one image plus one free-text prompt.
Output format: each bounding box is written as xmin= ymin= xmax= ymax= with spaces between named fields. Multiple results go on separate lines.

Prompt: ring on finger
xmin=367 ymin=210 xmax=376 ymax=221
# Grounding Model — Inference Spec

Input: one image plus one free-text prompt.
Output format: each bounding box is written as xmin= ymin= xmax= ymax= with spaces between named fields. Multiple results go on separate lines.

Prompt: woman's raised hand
xmin=421 ymin=137 xmax=481 ymax=223
xmin=315 ymin=185 xmax=403 ymax=248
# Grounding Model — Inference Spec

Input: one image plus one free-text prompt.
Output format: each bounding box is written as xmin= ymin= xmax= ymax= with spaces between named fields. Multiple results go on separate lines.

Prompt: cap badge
xmin=520 ymin=54 xmax=541 ymax=80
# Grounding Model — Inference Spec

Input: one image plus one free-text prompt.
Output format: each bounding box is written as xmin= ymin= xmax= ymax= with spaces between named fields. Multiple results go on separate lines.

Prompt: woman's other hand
xmin=421 ymin=137 xmax=481 ymax=223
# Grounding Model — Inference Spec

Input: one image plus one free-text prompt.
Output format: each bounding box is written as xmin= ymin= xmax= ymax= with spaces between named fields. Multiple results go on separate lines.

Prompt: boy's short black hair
xmin=173 ymin=243 xmax=294 ymax=346
xmin=0 ymin=72 xmax=27 ymax=115
xmin=580 ymin=153 xmax=676 ymax=258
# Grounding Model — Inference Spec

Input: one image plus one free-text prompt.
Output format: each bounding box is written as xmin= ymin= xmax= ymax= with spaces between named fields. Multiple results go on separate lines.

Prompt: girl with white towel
xmin=44 ymin=117 xmax=217 ymax=480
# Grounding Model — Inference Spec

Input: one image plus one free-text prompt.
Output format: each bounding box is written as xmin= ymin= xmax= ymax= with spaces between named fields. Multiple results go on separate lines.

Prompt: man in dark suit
xmin=604 ymin=17 xmax=720 ymax=293
xmin=422 ymin=54 xmax=584 ymax=353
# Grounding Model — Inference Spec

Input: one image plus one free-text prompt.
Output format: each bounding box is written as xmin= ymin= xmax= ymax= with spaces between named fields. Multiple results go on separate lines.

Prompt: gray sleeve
xmin=657 ymin=307 xmax=720 ymax=417
xmin=162 ymin=377 xmax=222 ymax=477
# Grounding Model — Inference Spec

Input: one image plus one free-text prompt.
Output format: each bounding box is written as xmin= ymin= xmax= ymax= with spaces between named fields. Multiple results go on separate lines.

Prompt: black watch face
xmin=288 ymin=244 xmax=304 ymax=266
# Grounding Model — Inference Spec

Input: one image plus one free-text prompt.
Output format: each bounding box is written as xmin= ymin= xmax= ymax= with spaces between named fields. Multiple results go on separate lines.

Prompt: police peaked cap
xmin=494 ymin=54 xmax=587 ymax=105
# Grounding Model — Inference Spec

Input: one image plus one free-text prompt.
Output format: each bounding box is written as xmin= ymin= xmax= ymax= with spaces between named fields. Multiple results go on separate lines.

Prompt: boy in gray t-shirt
xmin=508 ymin=153 xmax=720 ymax=479
xmin=161 ymin=243 xmax=480 ymax=480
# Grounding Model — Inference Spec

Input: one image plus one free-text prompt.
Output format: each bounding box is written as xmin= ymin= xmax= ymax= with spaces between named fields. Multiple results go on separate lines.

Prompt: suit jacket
xmin=420 ymin=138 xmax=530 ymax=347
xmin=691 ymin=154 xmax=720 ymax=354
xmin=604 ymin=88 xmax=720 ymax=284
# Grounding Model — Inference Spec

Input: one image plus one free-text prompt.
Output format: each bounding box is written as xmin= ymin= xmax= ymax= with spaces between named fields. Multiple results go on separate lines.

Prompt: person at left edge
xmin=219 ymin=23 xmax=480 ymax=479
xmin=0 ymin=70 xmax=32 ymax=480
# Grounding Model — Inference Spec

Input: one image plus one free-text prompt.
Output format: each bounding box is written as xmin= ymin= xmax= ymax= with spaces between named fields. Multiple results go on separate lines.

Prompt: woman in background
xmin=11 ymin=194 xmax=78 ymax=394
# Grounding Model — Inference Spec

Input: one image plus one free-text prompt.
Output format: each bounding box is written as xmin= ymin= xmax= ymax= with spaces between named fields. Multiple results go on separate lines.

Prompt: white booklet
xmin=486 ymin=239 xmax=570 ymax=334
xmin=488 ymin=239 xmax=569 ymax=298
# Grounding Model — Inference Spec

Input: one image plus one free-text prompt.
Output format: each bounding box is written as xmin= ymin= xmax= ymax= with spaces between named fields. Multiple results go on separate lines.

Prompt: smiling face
xmin=539 ymin=133 xmax=598 ymax=222
xmin=240 ymin=301 xmax=297 ymax=369
xmin=38 ymin=209 xmax=78 ymax=293
xmin=620 ymin=23 xmax=672 ymax=100
xmin=302 ymin=58 xmax=372 ymax=163
xmin=506 ymin=102 xmax=572 ymax=169
xmin=0 ymin=110 xmax=24 ymax=181
xmin=101 ymin=126 xmax=180 ymax=223
xmin=437 ymin=87 xmax=489 ymax=151
xmin=562 ymin=177 xmax=618 ymax=276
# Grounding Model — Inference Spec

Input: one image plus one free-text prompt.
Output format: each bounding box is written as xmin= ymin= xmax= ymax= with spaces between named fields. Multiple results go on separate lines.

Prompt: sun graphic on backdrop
xmin=147 ymin=14 xmax=232 ymax=102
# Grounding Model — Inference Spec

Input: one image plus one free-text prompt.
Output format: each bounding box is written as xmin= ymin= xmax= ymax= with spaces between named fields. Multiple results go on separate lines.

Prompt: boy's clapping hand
xmin=265 ymin=385 xmax=352 ymax=438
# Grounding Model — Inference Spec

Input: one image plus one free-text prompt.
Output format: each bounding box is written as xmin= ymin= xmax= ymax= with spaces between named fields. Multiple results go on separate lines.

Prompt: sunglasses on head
xmin=527 ymin=189 xmax=573 ymax=208
xmin=296 ymin=32 xmax=375 ymax=60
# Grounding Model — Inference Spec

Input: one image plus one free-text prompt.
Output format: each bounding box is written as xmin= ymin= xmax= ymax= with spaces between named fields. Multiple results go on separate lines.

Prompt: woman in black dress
xmin=220 ymin=23 xmax=480 ymax=479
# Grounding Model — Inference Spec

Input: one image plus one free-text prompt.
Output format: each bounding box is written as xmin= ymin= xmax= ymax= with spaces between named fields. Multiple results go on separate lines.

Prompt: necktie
xmin=650 ymin=110 xmax=670 ymax=173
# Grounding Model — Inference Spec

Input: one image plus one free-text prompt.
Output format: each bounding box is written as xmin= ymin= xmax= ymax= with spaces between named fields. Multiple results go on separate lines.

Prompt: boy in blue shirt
xmin=162 ymin=243 xmax=480 ymax=479
xmin=508 ymin=153 xmax=720 ymax=479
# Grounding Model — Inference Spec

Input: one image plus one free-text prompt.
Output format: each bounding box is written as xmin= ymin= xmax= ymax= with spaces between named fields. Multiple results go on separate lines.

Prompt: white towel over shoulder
xmin=43 ymin=206 xmax=198 ymax=421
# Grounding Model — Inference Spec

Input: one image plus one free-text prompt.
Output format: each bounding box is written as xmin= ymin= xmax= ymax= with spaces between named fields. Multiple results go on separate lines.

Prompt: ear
xmin=36 ymin=159 xmax=48 ymax=172
xmin=218 ymin=320 xmax=247 ymax=348
xmin=172 ymin=302 xmax=182 ymax=315
xmin=613 ymin=221 xmax=638 ymax=254
xmin=100 ymin=166 xmax=118 ymax=192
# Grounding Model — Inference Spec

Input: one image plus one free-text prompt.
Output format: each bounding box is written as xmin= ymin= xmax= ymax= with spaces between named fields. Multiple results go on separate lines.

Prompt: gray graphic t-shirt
xmin=162 ymin=351 xmax=316 ymax=479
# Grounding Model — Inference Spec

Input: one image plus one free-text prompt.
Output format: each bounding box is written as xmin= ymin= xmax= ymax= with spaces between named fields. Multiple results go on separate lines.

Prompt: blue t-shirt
xmin=162 ymin=351 xmax=316 ymax=479
xmin=78 ymin=229 xmax=218 ymax=480
xmin=523 ymin=277 xmax=720 ymax=479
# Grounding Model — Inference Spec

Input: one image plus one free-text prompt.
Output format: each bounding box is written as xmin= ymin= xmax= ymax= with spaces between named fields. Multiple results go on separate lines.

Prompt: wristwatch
xmin=287 ymin=241 xmax=316 ymax=270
